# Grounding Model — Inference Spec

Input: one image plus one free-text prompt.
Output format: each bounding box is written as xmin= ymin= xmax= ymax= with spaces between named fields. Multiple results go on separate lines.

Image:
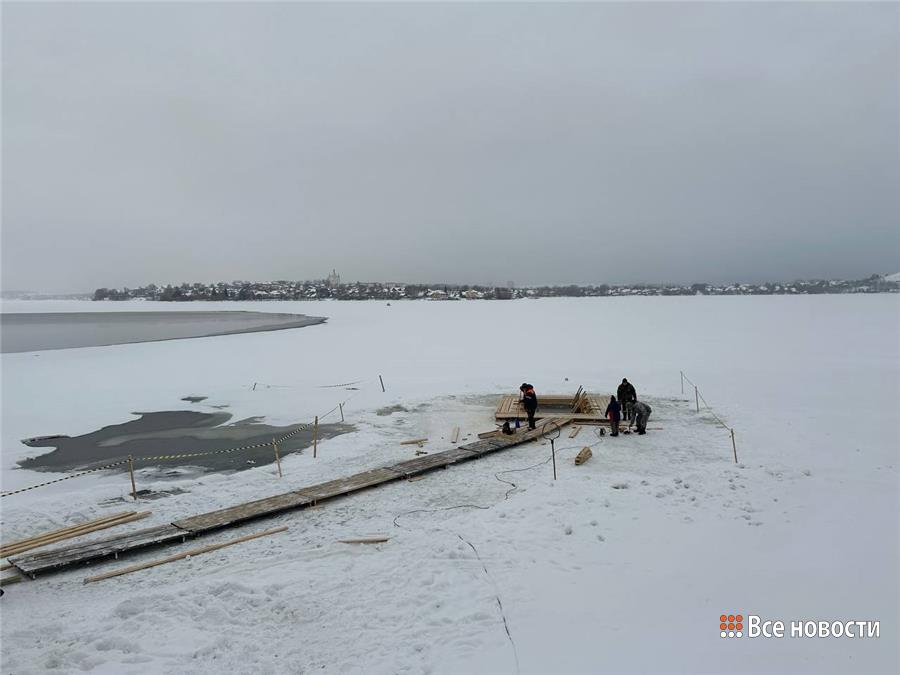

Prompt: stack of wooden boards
xmin=7 ymin=418 xmax=571 ymax=581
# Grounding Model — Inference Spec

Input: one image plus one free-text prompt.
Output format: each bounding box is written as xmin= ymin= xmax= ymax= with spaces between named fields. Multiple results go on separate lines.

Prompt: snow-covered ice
xmin=1 ymin=296 xmax=897 ymax=674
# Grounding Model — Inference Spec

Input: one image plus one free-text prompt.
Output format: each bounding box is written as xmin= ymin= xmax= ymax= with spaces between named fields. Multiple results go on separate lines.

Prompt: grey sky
xmin=3 ymin=2 xmax=898 ymax=292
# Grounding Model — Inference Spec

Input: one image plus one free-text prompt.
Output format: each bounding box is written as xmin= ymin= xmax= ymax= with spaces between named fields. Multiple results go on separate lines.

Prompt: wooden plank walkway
xmin=9 ymin=525 xmax=188 ymax=577
xmin=9 ymin=417 xmax=570 ymax=578
xmin=174 ymin=492 xmax=317 ymax=534
xmin=296 ymin=468 xmax=402 ymax=502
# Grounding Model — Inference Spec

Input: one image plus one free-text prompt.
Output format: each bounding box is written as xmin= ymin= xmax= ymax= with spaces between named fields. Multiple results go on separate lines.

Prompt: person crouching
xmin=632 ymin=400 xmax=652 ymax=435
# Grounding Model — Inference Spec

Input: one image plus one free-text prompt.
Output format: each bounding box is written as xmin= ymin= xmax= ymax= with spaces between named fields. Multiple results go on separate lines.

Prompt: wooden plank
xmin=338 ymin=537 xmax=389 ymax=545
xmin=400 ymin=438 xmax=428 ymax=446
xmin=569 ymin=426 xmax=581 ymax=438
xmin=1 ymin=511 xmax=135 ymax=555
xmin=1 ymin=512 xmax=153 ymax=557
xmin=0 ymin=512 xmax=152 ymax=558
xmin=575 ymin=447 xmax=593 ymax=465
xmin=296 ymin=468 xmax=402 ymax=502
xmin=388 ymin=448 xmax=478 ymax=477
xmin=174 ymin=492 xmax=315 ymax=534
xmin=83 ymin=527 xmax=287 ymax=584
xmin=10 ymin=524 xmax=188 ymax=577
xmin=458 ymin=438 xmax=505 ymax=455
xmin=495 ymin=412 xmax=609 ymax=423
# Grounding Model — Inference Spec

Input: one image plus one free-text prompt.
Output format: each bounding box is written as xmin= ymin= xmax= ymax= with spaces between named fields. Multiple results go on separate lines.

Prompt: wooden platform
xmin=495 ymin=390 xmax=611 ymax=423
xmin=8 ymin=417 xmax=571 ymax=578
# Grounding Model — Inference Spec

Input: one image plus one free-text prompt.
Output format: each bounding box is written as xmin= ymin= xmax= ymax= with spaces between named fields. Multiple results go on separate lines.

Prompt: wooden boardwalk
xmin=9 ymin=418 xmax=571 ymax=578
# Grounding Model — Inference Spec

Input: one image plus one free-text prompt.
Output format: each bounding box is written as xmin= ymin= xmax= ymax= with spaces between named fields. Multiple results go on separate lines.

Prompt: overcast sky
xmin=3 ymin=2 xmax=898 ymax=292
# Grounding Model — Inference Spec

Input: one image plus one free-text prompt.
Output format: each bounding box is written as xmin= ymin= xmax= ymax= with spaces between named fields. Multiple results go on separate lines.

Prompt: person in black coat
xmin=605 ymin=395 xmax=622 ymax=436
xmin=519 ymin=383 xmax=538 ymax=430
xmin=617 ymin=378 xmax=637 ymax=421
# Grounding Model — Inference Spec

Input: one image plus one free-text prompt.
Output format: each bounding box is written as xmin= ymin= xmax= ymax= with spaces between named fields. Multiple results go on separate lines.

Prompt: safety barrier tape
xmin=0 ymin=458 xmax=132 ymax=497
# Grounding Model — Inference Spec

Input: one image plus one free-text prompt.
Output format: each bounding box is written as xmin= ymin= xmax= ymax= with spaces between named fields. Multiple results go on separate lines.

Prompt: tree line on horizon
xmin=91 ymin=274 xmax=898 ymax=302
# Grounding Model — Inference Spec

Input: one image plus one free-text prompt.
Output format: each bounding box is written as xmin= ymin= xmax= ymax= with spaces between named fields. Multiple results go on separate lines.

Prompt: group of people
xmin=517 ymin=379 xmax=651 ymax=436
xmin=604 ymin=378 xmax=651 ymax=436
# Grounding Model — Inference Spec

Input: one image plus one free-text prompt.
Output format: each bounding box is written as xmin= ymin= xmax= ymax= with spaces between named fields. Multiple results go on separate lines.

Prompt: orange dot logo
xmin=720 ymin=612 xmax=744 ymax=638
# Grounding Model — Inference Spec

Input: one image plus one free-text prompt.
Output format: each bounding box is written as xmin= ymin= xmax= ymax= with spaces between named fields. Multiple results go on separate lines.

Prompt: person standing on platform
xmin=617 ymin=378 xmax=637 ymax=421
xmin=605 ymin=395 xmax=622 ymax=436
xmin=520 ymin=383 xmax=538 ymax=430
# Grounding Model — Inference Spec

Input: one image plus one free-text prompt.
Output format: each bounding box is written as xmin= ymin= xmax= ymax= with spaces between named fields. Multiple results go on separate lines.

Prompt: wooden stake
xmin=313 ymin=416 xmax=318 ymax=458
xmin=339 ymin=403 xmax=344 ymax=422
xmin=338 ymin=537 xmax=389 ymax=545
xmin=379 ymin=375 xmax=385 ymax=392
xmin=731 ymin=428 xmax=739 ymax=464
xmin=273 ymin=439 xmax=283 ymax=478
xmin=400 ymin=438 xmax=428 ymax=446
xmin=451 ymin=427 xmax=460 ymax=443
xmin=568 ymin=426 xmax=581 ymax=439
xmin=128 ymin=455 xmax=137 ymax=501
xmin=695 ymin=386 xmax=699 ymax=413
xmin=680 ymin=371 xmax=684 ymax=394
xmin=83 ymin=526 xmax=288 ymax=584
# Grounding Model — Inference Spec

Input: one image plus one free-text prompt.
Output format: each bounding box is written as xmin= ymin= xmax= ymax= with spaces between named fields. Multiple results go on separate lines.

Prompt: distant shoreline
xmin=84 ymin=274 xmax=899 ymax=302
xmin=0 ymin=311 xmax=326 ymax=353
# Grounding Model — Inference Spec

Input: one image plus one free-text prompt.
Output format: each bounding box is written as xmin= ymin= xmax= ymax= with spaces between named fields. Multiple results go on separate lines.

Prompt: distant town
xmin=78 ymin=271 xmax=899 ymax=302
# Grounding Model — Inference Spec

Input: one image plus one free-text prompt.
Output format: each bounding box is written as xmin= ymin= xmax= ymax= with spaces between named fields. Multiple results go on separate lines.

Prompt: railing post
xmin=695 ymin=386 xmax=699 ymax=413
xmin=313 ymin=416 xmax=318 ymax=458
xmin=127 ymin=455 xmax=137 ymax=501
xmin=273 ymin=439 xmax=283 ymax=478
xmin=731 ymin=429 xmax=738 ymax=464
xmin=680 ymin=370 xmax=684 ymax=395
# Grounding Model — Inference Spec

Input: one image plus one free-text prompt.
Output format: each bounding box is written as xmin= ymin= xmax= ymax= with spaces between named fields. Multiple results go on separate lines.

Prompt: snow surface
xmin=1 ymin=296 xmax=898 ymax=674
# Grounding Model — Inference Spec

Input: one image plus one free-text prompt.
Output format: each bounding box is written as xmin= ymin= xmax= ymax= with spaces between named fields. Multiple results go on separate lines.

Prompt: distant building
xmin=326 ymin=269 xmax=341 ymax=288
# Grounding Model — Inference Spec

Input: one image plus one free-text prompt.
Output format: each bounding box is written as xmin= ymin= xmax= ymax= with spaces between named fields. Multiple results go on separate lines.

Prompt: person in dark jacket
xmin=520 ymin=383 xmax=538 ymax=430
xmin=617 ymin=378 xmax=637 ymax=421
xmin=605 ymin=395 xmax=622 ymax=436
xmin=632 ymin=400 xmax=652 ymax=434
